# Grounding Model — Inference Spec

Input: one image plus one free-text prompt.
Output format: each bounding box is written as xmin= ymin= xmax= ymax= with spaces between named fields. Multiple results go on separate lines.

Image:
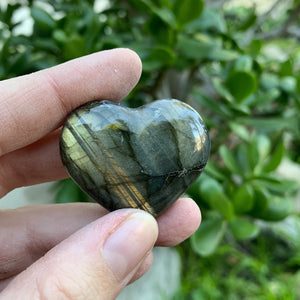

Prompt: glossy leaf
xmin=177 ymin=35 xmax=215 ymax=60
xmin=212 ymin=78 xmax=234 ymax=102
xmin=204 ymin=161 xmax=227 ymax=181
xmin=173 ymin=0 xmax=204 ymax=27
xmin=191 ymin=216 xmax=227 ymax=256
xmin=232 ymin=184 xmax=254 ymax=214
xmin=193 ymin=90 xmax=232 ymax=117
xmin=31 ymin=7 xmax=56 ymax=31
xmin=54 ymin=179 xmax=89 ymax=203
xmin=236 ymin=143 xmax=252 ymax=176
xmin=62 ymin=36 xmax=88 ymax=59
xmin=248 ymin=39 xmax=262 ymax=56
xmin=186 ymin=8 xmax=226 ymax=33
xmin=200 ymin=177 xmax=234 ymax=220
xmin=234 ymin=55 xmax=253 ymax=72
xmin=279 ymin=59 xmax=293 ymax=77
xmin=257 ymin=197 xmax=294 ymax=222
xmin=249 ymin=187 xmax=269 ymax=217
xmin=237 ymin=11 xmax=257 ymax=31
xmin=229 ymin=122 xmax=250 ymax=142
xmin=229 ymin=216 xmax=259 ymax=240
xmin=141 ymin=0 xmax=176 ymax=28
xmin=219 ymin=145 xmax=240 ymax=174
xmin=241 ymin=115 xmax=299 ymax=134
xmin=226 ymin=71 xmax=257 ymax=102
xmin=262 ymin=140 xmax=284 ymax=172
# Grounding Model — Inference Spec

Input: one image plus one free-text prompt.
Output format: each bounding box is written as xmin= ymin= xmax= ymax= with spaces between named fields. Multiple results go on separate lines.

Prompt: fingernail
xmin=102 ymin=211 xmax=158 ymax=281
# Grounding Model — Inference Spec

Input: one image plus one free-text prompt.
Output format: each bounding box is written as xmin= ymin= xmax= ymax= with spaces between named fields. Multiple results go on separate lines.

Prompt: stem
xmin=262 ymin=1 xmax=300 ymax=40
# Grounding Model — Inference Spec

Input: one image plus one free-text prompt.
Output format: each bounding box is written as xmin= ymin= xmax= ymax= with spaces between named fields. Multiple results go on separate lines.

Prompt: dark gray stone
xmin=60 ymin=99 xmax=210 ymax=216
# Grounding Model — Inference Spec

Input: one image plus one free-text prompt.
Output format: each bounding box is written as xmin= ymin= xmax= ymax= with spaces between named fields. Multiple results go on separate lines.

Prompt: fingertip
xmin=178 ymin=197 xmax=202 ymax=230
xmin=116 ymin=48 xmax=142 ymax=79
xmin=156 ymin=198 xmax=201 ymax=246
xmin=103 ymin=48 xmax=142 ymax=101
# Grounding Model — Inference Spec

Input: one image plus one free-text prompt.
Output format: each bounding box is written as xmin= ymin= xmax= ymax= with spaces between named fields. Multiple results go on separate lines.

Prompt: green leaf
xmin=54 ymin=179 xmax=90 ymax=203
xmin=246 ymin=89 xmax=280 ymax=107
xmin=237 ymin=11 xmax=257 ymax=31
xmin=226 ymin=71 xmax=257 ymax=102
xmin=258 ymin=197 xmax=294 ymax=221
xmin=7 ymin=51 xmax=29 ymax=75
xmin=2 ymin=3 xmax=21 ymax=28
xmin=147 ymin=15 xmax=175 ymax=45
xmin=191 ymin=216 xmax=227 ymax=256
xmin=262 ymin=140 xmax=284 ymax=172
xmin=260 ymin=73 xmax=280 ymax=90
xmin=229 ymin=122 xmax=250 ymax=141
xmin=62 ymin=35 xmax=88 ymax=60
xmin=200 ymin=177 xmax=234 ymax=220
xmin=248 ymin=39 xmax=262 ymax=56
xmin=187 ymin=176 xmax=203 ymax=203
xmin=212 ymin=78 xmax=234 ymax=102
xmin=248 ymin=137 xmax=260 ymax=171
xmin=173 ymin=0 xmax=204 ymax=27
xmin=209 ymin=49 xmax=238 ymax=61
xmin=55 ymin=180 xmax=80 ymax=203
xmin=249 ymin=187 xmax=269 ymax=216
xmin=248 ymin=134 xmax=271 ymax=172
xmin=150 ymin=46 xmax=176 ymax=66
xmin=232 ymin=184 xmax=254 ymax=214
xmin=236 ymin=143 xmax=252 ymax=175
xmin=186 ymin=8 xmax=226 ymax=33
xmin=234 ymin=55 xmax=253 ymax=72
xmin=31 ymin=7 xmax=56 ymax=31
xmin=142 ymin=60 xmax=162 ymax=72
xmin=204 ymin=161 xmax=227 ymax=181
xmin=229 ymin=217 xmax=259 ymax=240
xmin=280 ymin=76 xmax=296 ymax=93
xmin=177 ymin=34 xmax=236 ymax=62
xmin=229 ymin=102 xmax=251 ymax=115
xmin=254 ymin=176 xmax=299 ymax=196
xmin=255 ymin=134 xmax=271 ymax=162
xmin=250 ymin=181 xmax=295 ymax=221
xmin=52 ymin=29 xmax=68 ymax=44
xmin=141 ymin=0 xmax=176 ymax=28
xmin=240 ymin=115 xmax=299 ymax=134
xmin=272 ymin=215 xmax=300 ymax=248
xmin=177 ymin=35 xmax=215 ymax=60
xmin=193 ymin=90 xmax=232 ymax=117
xmin=279 ymin=59 xmax=293 ymax=77
xmin=219 ymin=145 xmax=240 ymax=174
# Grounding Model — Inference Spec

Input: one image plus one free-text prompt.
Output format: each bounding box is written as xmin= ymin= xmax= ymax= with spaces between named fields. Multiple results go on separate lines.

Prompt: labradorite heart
xmin=60 ymin=99 xmax=210 ymax=216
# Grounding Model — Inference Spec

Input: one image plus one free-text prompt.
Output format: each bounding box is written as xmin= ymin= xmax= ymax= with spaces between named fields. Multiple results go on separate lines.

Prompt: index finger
xmin=0 ymin=48 xmax=142 ymax=156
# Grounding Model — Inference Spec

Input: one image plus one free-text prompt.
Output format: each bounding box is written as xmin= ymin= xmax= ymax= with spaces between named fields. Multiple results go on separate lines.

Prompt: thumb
xmin=1 ymin=209 xmax=158 ymax=300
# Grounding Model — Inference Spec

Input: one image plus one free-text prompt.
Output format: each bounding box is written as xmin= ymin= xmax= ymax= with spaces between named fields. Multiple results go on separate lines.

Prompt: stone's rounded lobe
xmin=60 ymin=99 xmax=210 ymax=216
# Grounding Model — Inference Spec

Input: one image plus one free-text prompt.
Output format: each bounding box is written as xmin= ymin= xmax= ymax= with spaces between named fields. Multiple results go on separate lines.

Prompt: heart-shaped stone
xmin=60 ymin=99 xmax=210 ymax=216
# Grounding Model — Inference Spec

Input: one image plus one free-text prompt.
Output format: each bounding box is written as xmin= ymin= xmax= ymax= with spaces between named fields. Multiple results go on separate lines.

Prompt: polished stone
xmin=60 ymin=99 xmax=210 ymax=216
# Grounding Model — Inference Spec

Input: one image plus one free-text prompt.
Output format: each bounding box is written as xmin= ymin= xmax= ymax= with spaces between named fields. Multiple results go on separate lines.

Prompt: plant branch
xmin=261 ymin=1 xmax=300 ymax=40
xmin=259 ymin=0 xmax=284 ymax=20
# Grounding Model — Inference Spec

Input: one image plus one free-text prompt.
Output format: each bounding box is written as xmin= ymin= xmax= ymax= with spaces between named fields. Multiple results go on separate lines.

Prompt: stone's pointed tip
xmin=60 ymin=99 xmax=210 ymax=216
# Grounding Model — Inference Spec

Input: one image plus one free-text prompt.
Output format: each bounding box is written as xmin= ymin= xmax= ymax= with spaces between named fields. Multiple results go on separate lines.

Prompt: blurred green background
xmin=1 ymin=0 xmax=300 ymax=298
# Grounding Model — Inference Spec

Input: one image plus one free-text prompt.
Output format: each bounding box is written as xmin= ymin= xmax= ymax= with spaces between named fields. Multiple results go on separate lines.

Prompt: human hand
xmin=0 ymin=49 xmax=201 ymax=299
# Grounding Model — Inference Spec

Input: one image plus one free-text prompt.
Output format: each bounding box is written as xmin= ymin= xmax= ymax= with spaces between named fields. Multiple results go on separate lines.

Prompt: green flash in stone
xmin=60 ymin=99 xmax=210 ymax=216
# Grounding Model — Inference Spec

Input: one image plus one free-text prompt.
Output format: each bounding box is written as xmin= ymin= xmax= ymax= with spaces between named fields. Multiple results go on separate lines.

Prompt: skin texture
xmin=0 ymin=49 xmax=201 ymax=299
